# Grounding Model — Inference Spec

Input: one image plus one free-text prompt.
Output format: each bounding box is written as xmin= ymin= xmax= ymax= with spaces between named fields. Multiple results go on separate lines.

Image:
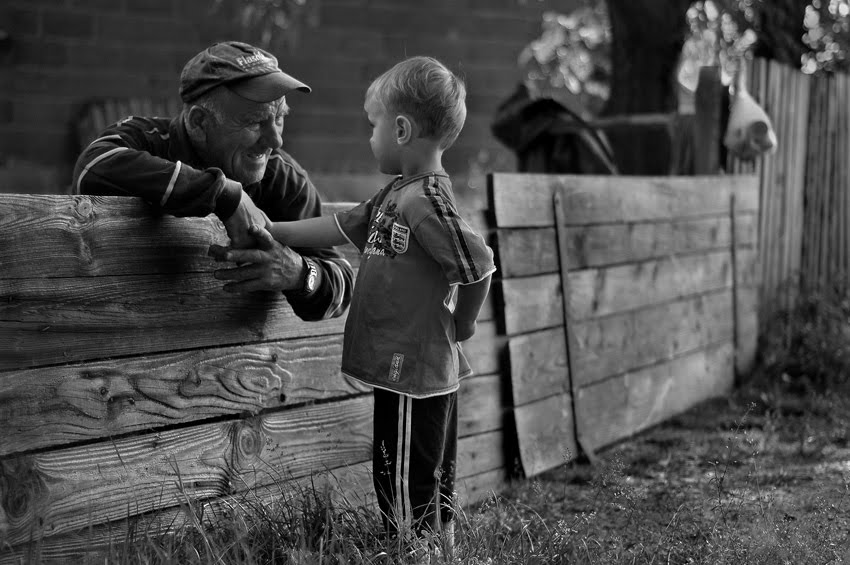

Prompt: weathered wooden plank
xmin=1 ymin=460 xmax=508 ymax=565
xmin=569 ymin=249 xmax=758 ymax=321
xmin=0 ymin=335 xmax=369 ymax=457
xmin=508 ymin=328 xmax=569 ymax=407
xmin=0 ymin=461 xmax=376 ymax=565
xmin=0 ymin=396 xmax=374 ymax=547
xmin=458 ymin=374 xmax=506 ymax=437
xmin=0 ymin=316 xmax=502 ymax=457
xmin=496 ymin=213 xmax=757 ymax=277
xmin=502 ymin=249 xmax=757 ymax=334
xmin=574 ymin=341 xmax=735 ymax=452
xmin=462 ymin=319 xmax=504 ymax=375
xmin=457 ymin=430 xmax=506 ymax=479
xmin=736 ymin=286 xmax=759 ymax=376
xmin=514 ymin=393 xmax=577 ymax=477
xmin=571 ymin=289 xmax=739 ymax=388
xmin=0 ymin=195 xmax=362 ymax=279
xmin=456 ymin=468 xmax=509 ymax=508
xmin=0 ymin=274 xmax=345 ymax=370
xmin=489 ymin=174 xmax=759 ymax=228
xmin=500 ymin=274 xmax=563 ymax=336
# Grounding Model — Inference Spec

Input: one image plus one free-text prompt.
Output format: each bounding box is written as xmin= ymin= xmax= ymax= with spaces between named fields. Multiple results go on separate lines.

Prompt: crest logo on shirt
xmin=390 ymin=223 xmax=410 ymax=254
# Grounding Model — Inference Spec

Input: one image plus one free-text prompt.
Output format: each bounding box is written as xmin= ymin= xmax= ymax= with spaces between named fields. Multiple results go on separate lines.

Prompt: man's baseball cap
xmin=179 ymin=41 xmax=311 ymax=104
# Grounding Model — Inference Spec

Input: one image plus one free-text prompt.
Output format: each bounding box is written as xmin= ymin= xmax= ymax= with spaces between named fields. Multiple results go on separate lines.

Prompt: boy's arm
xmin=453 ymin=274 xmax=492 ymax=342
xmin=268 ymin=216 xmax=348 ymax=248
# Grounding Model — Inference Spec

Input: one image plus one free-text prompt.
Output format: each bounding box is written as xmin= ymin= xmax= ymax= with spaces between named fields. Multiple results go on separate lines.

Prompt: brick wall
xmin=0 ymin=0 xmax=572 ymax=197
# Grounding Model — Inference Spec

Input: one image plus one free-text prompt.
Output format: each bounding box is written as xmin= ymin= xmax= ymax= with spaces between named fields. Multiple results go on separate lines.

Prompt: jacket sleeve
xmin=72 ymin=117 xmax=242 ymax=219
xmin=260 ymin=159 xmax=354 ymax=322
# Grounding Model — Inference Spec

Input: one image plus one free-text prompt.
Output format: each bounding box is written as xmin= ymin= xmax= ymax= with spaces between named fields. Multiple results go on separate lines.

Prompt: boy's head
xmin=365 ymin=57 xmax=467 ymax=173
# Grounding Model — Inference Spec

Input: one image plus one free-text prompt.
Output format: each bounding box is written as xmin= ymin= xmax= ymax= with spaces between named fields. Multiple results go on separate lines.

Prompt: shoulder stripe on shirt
xmin=160 ymin=161 xmax=182 ymax=206
xmin=423 ymin=176 xmax=480 ymax=283
xmin=75 ymin=147 xmax=129 ymax=194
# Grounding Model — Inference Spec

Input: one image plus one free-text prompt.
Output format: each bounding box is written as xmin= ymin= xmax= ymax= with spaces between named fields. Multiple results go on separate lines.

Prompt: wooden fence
xmin=0 ymin=173 xmax=759 ymax=562
xmin=490 ymin=174 xmax=759 ymax=472
xmin=729 ymin=58 xmax=850 ymax=306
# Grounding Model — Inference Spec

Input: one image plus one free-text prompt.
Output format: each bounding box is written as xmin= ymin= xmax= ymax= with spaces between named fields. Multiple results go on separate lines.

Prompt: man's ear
xmin=395 ymin=115 xmax=414 ymax=145
xmin=186 ymin=106 xmax=209 ymax=139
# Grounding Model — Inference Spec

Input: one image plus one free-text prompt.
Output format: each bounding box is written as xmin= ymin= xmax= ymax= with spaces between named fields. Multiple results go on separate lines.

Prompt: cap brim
xmin=227 ymin=71 xmax=311 ymax=103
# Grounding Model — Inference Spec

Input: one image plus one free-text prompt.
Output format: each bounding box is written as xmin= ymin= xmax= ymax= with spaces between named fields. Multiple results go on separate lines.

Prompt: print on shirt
xmin=389 ymin=353 xmax=404 ymax=382
xmin=365 ymin=203 xmax=405 ymax=258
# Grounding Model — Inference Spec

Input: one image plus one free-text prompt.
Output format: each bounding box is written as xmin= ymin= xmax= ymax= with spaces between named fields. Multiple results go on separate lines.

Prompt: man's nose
xmin=261 ymin=120 xmax=283 ymax=149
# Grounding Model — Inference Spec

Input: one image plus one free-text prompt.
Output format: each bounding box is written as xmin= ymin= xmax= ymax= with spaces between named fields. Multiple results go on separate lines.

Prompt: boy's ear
xmin=395 ymin=115 xmax=414 ymax=145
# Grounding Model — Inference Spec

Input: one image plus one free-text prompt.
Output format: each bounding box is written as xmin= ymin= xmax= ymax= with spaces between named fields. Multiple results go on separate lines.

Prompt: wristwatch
xmin=292 ymin=257 xmax=319 ymax=297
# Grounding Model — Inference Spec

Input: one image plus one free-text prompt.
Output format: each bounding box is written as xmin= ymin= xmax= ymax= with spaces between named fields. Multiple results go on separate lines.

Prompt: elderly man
xmin=73 ymin=41 xmax=352 ymax=321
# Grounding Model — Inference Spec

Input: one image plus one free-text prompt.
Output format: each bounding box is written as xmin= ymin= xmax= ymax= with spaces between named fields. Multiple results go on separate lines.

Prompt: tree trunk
xmin=752 ymin=0 xmax=808 ymax=68
xmin=604 ymin=0 xmax=692 ymax=174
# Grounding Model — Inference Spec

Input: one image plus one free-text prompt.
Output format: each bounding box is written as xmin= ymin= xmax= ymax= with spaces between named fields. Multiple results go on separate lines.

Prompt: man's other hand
xmin=209 ymin=225 xmax=306 ymax=293
xmin=223 ymin=191 xmax=272 ymax=249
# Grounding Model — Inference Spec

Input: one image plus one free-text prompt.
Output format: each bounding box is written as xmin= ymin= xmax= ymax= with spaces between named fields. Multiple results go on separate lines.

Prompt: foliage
xmin=803 ymin=0 xmax=850 ymax=73
xmin=521 ymin=0 xmax=850 ymax=109
xmin=755 ymin=280 xmax=850 ymax=392
xmin=210 ymin=0 xmax=319 ymax=49
xmin=518 ymin=0 xmax=611 ymax=110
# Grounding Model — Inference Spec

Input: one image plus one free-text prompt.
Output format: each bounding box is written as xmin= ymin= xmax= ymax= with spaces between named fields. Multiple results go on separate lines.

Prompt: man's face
xmin=200 ymin=91 xmax=288 ymax=186
xmin=364 ymin=94 xmax=401 ymax=175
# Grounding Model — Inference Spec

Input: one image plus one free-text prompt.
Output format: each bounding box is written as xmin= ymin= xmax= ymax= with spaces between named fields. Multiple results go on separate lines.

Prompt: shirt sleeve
xmin=72 ymin=117 xmax=240 ymax=219
xmin=334 ymin=199 xmax=375 ymax=252
xmin=258 ymin=159 xmax=354 ymax=321
xmin=412 ymin=203 xmax=496 ymax=286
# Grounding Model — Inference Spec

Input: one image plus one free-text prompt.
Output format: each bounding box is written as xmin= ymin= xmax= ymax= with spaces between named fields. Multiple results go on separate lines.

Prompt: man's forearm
xmin=286 ymin=255 xmax=353 ymax=320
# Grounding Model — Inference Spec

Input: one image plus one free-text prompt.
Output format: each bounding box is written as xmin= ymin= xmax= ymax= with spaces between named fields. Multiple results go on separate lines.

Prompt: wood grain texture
xmin=1 ymin=462 xmax=509 ymax=565
xmin=458 ymin=375 xmax=506 ymax=437
xmin=574 ymin=341 xmax=735 ymax=452
xmin=0 ymin=273 xmax=345 ymax=370
xmin=0 ymin=396 xmax=374 ymax=547
xmin=571 ymin=289 xmax=739 ymax=388
xmin=0 ymin=196 xmax=362 ymax=279
xmin=496 ymin=213 xmax=757 ymax=278
xmin=508 ymin=328 xmax=569 ymax=407
xmin=514 ymin=393 xmax=577 ymax=477
xmin=501 ymin=249 xmax=757 ymax=335
xmin=0 ymin=336 xmax=369 ymax=457
xmin=489 ymin=174 xmax=759 ymax=228
xmin=0 ymin=461 xmax=376 ymax=565
xmin=457 ymin=431 xmax=507 ymax=479
xmin=568 ymin=249 xmax=758 ymax=321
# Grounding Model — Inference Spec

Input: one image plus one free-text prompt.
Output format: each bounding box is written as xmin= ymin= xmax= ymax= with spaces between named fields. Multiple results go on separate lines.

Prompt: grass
xmin=34 ymin=285 xmax=850 ymax=563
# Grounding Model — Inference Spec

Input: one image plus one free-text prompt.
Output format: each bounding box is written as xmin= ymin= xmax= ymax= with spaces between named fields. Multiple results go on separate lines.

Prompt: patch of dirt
xmin=493 ymin=383 xmax=850 ymax=563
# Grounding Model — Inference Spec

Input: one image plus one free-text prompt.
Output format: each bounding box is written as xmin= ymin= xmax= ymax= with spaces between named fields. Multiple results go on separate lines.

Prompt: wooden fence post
xmin=693 ymin=65 xmax=724 ymax=175
xmin=553 ymin=189 xmax=597 ymax=464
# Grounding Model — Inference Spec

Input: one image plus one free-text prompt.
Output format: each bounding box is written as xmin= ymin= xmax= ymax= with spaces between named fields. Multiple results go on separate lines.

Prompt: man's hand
xmin=209 ymin=225 xmax=306 ymax=293
xmin=223 ymin=190 xmax=272 ymax=249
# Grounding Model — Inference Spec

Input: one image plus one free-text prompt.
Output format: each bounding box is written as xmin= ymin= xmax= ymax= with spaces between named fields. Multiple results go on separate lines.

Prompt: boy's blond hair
xmin=367 ymin=56 xmax=467 ymax=149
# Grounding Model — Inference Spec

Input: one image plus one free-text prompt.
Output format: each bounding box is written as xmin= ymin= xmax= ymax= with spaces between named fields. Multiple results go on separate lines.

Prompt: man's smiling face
xmin=200 ymin=90 xmax=288 ymax=186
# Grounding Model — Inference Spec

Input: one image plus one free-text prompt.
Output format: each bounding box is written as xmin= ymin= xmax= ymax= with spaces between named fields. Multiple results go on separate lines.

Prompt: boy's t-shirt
xmin=334 ymin=171 xmax=496 ymax=398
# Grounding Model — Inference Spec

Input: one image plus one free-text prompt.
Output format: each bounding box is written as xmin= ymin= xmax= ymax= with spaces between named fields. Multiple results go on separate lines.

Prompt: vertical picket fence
xmin=729 ymin=58 xmax=850 ymax=309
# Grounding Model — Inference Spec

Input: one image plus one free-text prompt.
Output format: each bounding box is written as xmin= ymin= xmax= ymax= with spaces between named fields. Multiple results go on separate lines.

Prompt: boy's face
xmin=364 ymin=94 xmax=401 ymax=175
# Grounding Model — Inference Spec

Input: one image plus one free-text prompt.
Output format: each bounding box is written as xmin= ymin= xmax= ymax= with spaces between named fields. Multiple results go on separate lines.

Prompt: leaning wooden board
xmin=490 ymin=174 xmax=760 ymax=475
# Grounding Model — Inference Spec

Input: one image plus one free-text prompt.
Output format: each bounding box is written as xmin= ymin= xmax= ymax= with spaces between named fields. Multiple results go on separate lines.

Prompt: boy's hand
xmin=223 ymin=191 xmax=271 ymax=249
xmin=455 ymin=318 xmax=477 ymax=342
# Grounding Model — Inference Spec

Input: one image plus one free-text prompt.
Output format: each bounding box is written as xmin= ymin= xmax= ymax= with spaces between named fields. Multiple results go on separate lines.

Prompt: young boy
xmin=265 ymin=56 xmax=495 ymax=547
